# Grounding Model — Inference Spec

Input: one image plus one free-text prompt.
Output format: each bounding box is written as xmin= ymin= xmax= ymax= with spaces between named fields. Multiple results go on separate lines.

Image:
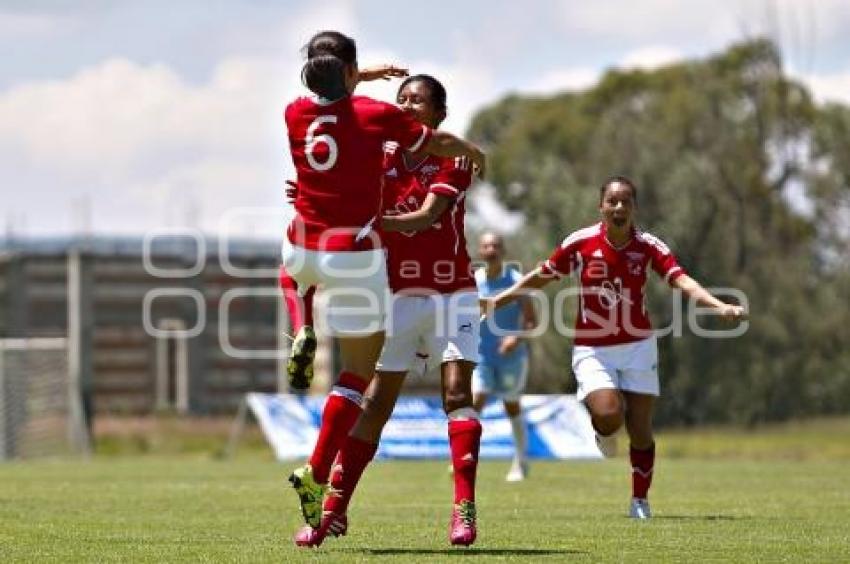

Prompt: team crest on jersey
xmin=627 ymin=262 xmax=643 ymax=276
xmin=421 ymin=164 xmax=440 ymax=175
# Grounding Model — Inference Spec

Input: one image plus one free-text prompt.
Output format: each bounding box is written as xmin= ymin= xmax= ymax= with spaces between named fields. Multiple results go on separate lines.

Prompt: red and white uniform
xmin=281 ymin=95 xmax=430 ymax=335
xmin=285 ymin=95 xmax=431 ymax=251
xmin=382 ymin=145 xmax=475 ymax=294
xmin=542 ymin=222 xmax=685 ymax=347
xmin=376 ymin=145 xmax=479 ymax=373
xmin=540 ymin=222 xmax=687 ymax=399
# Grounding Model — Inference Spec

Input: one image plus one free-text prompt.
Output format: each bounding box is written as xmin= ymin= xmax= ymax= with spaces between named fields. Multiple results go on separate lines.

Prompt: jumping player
xmin=283 ymin=31 xmax=485 ymax=533
xmin=294 ymin=74 xmax=482 ymax=547
xmin=472 ymin=232 xmax=537 ymax=482
xmin=483 ymin=176 xmax=746 ymax=519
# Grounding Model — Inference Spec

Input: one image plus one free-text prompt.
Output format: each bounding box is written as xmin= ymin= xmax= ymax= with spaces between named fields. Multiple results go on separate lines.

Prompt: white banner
xmin=246 ymin=393 xmax=602 ymax=460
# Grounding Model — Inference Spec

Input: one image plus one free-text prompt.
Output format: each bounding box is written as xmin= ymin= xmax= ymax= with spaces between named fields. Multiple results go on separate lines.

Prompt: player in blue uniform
xmin=472 ymin=232 xmax=537 ymax=481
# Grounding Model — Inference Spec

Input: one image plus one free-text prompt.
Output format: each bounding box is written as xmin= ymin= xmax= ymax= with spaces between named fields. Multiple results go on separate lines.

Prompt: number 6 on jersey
xmin=306 ymin=115 xmax=338 ymax=171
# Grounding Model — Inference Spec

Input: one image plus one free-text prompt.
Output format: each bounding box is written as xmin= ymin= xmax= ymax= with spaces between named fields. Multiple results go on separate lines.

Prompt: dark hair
xmin=599 ymin=175 xmax=638 ymax=203
xmin=301 ymin=31 xmax=357 ymax=100
xmin=398 ymin=74 xmax=447 ymax=124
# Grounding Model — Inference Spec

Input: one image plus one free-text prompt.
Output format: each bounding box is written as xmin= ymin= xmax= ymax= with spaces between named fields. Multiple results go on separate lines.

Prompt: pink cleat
xmin=293 ymin=512 xmax=347 ymax=548
xmin=449 ymin=500 xmax=477 ymax=546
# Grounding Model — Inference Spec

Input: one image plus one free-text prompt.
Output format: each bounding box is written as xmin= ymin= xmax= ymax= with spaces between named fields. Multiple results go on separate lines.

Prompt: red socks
xmin=279 ymin=266 xmax=315 ymax=332
xmin=324 ymin=436 xmax=378 ymax=515
xmin=448 ymin=419 xmax=482 ymax=504
xmin=630 ymin=443 xmax=655 ymax=499
xmin=308 ymin=372 xmax=369 ymax=484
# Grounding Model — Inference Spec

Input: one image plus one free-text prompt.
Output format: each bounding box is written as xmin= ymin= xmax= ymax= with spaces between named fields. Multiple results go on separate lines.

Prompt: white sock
xmin=447 ymin=407 xmax=479 ymax=421
xmin=509 ymin=413 xmax=527 ymax=465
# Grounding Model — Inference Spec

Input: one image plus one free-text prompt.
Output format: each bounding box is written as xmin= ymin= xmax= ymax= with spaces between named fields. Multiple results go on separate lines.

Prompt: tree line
xmin=467 ymin=39 xmax=850 ymax=425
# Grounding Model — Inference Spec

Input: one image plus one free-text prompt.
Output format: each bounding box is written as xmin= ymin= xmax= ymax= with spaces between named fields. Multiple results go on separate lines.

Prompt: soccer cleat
xmin=287 ymin=326 xmax=317 ymax=390
xmin=288 ymin=464 xmax=326 ymax=528
xmin=449 ymin=500 xmax=477 ymax=546
xmin=629 ymin=497 xmax=652 ymax=520
xmin=293 ymin=511 xmax=348 ymax=548
xmin=505 ymin=459 xmax=529 ymax=482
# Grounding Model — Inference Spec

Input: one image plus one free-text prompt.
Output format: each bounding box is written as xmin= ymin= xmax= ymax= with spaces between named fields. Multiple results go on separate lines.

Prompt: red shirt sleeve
xmin=376 ymin=102 xmax=432 ymax=152
xmin=429 ymin=157 xmax=473 ymax=199
xmin=540 ymin=235 xmax=582 ymax=278
xmin=644 ymin=233 xmax=686 ymax=285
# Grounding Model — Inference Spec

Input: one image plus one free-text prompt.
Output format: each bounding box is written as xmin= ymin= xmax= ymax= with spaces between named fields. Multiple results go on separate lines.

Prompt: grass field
xmin=1 ymin=452 xmax=849 ymax=562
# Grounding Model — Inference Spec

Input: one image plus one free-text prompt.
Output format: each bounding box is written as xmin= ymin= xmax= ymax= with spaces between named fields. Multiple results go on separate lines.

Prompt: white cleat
xmin=629 ymin=497 xmax=652 ymax=520
xmin=505 ymin=460 xmax=529 ymax=482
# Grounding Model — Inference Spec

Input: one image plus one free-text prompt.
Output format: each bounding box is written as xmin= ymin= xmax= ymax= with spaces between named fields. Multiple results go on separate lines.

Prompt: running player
xmin=283 ymin=31 xmax=485 ymax=531
xmin=482 ymin=176 xmax=746 ymax=519
xmin=472 ymin=232 xmax=537 ymax=482
xmin=294 ymin=74 xmax=482 ymax=547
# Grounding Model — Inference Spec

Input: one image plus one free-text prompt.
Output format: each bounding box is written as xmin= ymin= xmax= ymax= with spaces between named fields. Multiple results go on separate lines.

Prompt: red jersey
xmin=541 ymin=222 xmax=686 ymax=347
xmin=284 ymin=95 xmax=432 ymax=251
xmin=381 ymin=143 xmax=475 ymax=294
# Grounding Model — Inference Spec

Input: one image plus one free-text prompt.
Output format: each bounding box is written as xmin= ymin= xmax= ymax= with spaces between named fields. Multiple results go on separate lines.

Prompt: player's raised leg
xmin=279 ymin=266 xmax=317 ymax=390
xmin=289 ymin=333 xmax=383 ymax=528
xmin=294 ymin=372 xmax=406 ymax=547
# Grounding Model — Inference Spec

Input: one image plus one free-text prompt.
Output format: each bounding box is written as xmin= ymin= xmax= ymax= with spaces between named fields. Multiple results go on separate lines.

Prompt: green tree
xmin=468 ymin=39 xmax=850 ymax=425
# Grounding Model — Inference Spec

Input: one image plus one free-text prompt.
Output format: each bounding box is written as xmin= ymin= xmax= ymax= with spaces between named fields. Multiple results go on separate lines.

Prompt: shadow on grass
xmin=359 ymin=548 xmax=587 ymax=556
xmin=652 ymin=514 xmax=746 ymax=521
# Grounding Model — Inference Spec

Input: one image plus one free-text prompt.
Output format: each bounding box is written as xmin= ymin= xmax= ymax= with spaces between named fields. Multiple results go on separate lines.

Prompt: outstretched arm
xmin=357 ymin=64 xmax=409 ymax=82
xmin=381 ymin=193 xmax=452 ymax=233
xmin=497 ymin=290 xmax=539 ymax=356
xmin=423 ymin=131 xmax=486 ymax=178
xmin=483 ymin=266 xmax=554 ymax=315
xmin=672 ymin=274 xmax=747 ymax=320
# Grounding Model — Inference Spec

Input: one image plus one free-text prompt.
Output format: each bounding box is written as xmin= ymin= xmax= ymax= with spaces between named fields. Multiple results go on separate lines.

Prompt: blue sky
xmin=2 ymin=0 xmax=849 ymax=238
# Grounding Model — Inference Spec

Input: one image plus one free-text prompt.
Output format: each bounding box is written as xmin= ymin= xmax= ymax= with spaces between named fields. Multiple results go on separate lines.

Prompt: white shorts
xmin=377 ymin=291 xmax=480 ymax=374
xmin=472 ymin=354 xmax=529 ymax=402
xmin=281 ymin=239 xmax=388 ymax=335
xmin=571 ymin=336 xmax=659 ymax=402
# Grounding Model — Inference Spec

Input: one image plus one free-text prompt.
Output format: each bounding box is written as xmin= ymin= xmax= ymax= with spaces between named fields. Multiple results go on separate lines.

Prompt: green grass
xmin=1 ymin=455 xmax=848 ymax=562
xmin=658 ymin=417 xmax=850 ymax=461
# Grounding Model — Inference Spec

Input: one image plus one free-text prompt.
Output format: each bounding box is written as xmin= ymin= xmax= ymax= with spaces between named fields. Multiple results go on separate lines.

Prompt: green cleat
xmin=287 ymin=326 xmax=317 ymax=391
xmin=288 ymin=464 xmax=326 ymax=528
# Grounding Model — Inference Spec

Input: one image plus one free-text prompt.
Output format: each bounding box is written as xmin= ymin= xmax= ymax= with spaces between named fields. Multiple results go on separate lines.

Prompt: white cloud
xmin=511 ymin=47 xmax=682 ymax=99
xmin=522 ymin=68 xmax=600 ymax=96
xmin=563 ymin=1 xmax=739 ymax=42
xmin=4 ymin=0 xmax=849 ymax=238
xmin=468 ymin=183 xmax=524 ymax=235
xmin=799 ymin=70 xmax=850 ymax=106
xmin=619 ymin=46 xmax=683 ymax=70
xmin=0 ymin=55 xmax=298 ymax=237
xmin=280 ymin=0 xmax=360 ymax=52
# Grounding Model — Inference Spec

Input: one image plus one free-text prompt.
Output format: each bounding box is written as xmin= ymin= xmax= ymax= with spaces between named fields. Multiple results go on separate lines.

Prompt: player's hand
xmin=284 ymin=180 xmax=298 ymax=204
xmin=358 ymin=64 xmax=409 ymax=82
xmin=498 ymin=335 xmax=520 ymax=356
xmin=469 ymin=146 xmax=486 ymax=179
xmin=719 ymin=303 xmax=747 ymax=321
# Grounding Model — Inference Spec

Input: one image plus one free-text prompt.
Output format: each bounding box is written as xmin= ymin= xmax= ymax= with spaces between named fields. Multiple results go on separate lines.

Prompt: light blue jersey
xmin=476 ymin=266 xmax=528 ymax=365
